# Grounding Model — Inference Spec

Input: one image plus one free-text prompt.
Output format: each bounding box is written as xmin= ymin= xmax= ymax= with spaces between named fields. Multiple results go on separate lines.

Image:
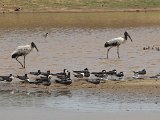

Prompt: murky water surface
xmin=0 ymin=89 xmax=160 ymax=112
xmin=0 ymin=12 xmax=160 ymax=111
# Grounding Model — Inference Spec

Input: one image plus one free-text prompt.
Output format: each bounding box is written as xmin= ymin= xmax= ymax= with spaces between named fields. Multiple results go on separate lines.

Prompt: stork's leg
xmin=117 ymin=46 xmax=120 ymax=58
xmin=107 ymin=46 xmax=113 ymax=59
xmin=16 ymin=58 xmax=24 ymax=68
xmin=24 ymin=56 xmax=26 ymax=68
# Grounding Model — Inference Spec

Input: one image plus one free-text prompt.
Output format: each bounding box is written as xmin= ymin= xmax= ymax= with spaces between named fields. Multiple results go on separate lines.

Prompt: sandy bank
xmin=1 ymin=79 xmax=160 ymax=97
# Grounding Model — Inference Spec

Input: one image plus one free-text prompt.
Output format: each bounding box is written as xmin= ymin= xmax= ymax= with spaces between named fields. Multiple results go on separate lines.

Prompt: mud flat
xmin=1 ymin=79 xmax=160 ymax=97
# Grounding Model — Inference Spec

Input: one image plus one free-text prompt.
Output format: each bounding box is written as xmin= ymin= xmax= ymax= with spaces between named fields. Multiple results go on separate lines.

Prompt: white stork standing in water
xmin=11 ymin=42 xmax=39 ymax=68
xmin=104 ymin=31 xmax=133 ymax=59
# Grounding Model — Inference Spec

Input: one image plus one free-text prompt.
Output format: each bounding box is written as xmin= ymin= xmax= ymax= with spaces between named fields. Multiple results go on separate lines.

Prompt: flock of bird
xmin=0 ymin=68 xmax=155 ymax=86
xmin=0 ymin=31 xmax=158 ymax=86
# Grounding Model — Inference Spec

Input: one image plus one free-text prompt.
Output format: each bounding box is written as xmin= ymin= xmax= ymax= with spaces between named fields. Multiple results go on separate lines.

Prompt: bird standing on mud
xmin=104 ymin=31 xmax=133 ymax=59
xmin=11 ymin=42 xmax=39 ymax=68
xmin=0 ymin=74 xmax=14 ymax=82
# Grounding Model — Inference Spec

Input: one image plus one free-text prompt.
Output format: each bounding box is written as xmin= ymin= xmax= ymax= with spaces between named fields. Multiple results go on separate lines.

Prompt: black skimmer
xmin=0 ymin=74 xmax=14 ymax=82
xmin=73 ymin=68 xmax=90 ymax=77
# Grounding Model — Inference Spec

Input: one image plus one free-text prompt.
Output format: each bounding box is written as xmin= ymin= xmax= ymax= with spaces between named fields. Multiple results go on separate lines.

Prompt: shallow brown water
xmin=0 ymin=20 xmax=160 ymax=76
xmin=0 ymin=12 xmax=160 ymax=111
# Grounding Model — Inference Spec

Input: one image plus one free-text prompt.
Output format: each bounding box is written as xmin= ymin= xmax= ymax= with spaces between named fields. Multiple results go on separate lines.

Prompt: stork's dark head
xmin=31 ymin=42 xmax=39 ymax=52
xmin=124 ymin=31 xmax=133 ymax=42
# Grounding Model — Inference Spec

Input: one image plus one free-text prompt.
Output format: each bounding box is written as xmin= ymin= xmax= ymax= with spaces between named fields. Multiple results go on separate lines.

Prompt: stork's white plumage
xmin=104 ymin=31 xmax=133 ymax=59
xmin=11 ymin=42 xmax=39 ymax=68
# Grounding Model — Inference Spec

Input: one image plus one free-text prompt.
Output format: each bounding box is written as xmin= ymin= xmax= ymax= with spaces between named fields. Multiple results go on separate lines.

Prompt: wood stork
xmin=104 ymin=31 xmax=133 ymax=59
xmin=11 ymin=42 xmax=39 ymax=68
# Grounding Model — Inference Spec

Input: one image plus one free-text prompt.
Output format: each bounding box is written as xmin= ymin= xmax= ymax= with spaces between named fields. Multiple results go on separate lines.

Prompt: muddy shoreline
xmin=1 ymin=79 xmax=160 ymax=97
xmin=1 ymin=8 xmax=160 ymax=13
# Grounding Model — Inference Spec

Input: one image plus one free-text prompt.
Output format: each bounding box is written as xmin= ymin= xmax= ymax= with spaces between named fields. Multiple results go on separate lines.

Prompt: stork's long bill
xmin=124 ymin=32 xmax=133 ymax=42
xmin=31 ymin=42 xmax=39 ymax=52
xmin=35 ymin=45 xmax=39 ymax=52
xmin=127 ymin=34 xmax=133 ymax=42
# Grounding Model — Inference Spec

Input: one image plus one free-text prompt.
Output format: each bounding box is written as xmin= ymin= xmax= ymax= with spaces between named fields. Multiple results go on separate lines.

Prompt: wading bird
xmin=104 ymin=31 xmax=133 ymax=59
xmin=11 ymin=42 xmax=39 ymax=68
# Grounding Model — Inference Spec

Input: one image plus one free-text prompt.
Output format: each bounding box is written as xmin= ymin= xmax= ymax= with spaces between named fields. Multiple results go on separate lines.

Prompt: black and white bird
xmin=133 ymin=69 xmax=146 ymax=79
xmin=52 ymin=69 xmax=68 ymax=79
xmin=35 ymin=75 xmax=52 ymax=86
xmin=16 ymin=74 xmax=33 ymax=83
xmin=106 ymin=69 xmax=117 ymax=80
xmin=104 ymin=31 xmax=133 ymax=59
xmin=73 ymin=68 xmax=90 ymax=77
xmin=115 ymin=72 xmax=124 ymax=80
xmin=73 ymin=73 xmax=85 ymax=78
xmin=106 ymin=69 xmax=117 ymax=76
xmin=16 ymin=74 xmax=29 ymax=81
xmin=0 ymin=74 xmax=14 ymax=82
xmin=55 ymin=71 xmax=72 ymax=85
xmin=11 ymin=42 xmax=39 ymax=68
xmin=91 ymin=70 xmax=108 ymax=80
xmin=30 ymin=70 xmax=41 ymax=76
xmin=40 ymin=70 xmax=51 ymax=77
